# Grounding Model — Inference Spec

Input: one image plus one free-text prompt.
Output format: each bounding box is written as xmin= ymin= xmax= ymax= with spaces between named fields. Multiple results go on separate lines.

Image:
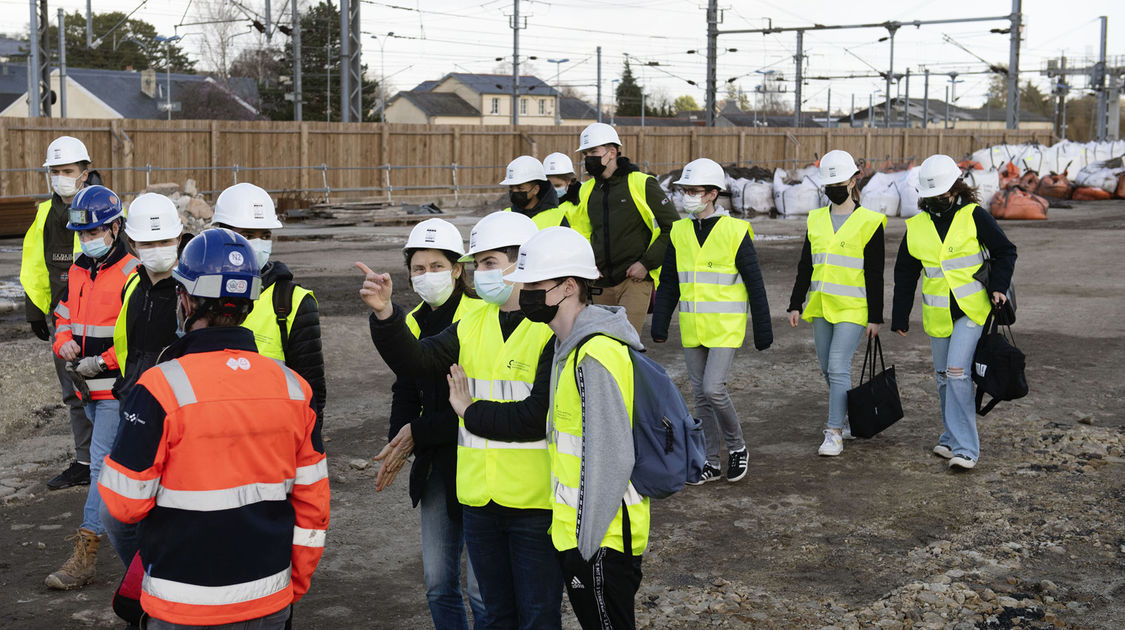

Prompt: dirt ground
xmin=0 ymin=200 xmax=1122 ymax=629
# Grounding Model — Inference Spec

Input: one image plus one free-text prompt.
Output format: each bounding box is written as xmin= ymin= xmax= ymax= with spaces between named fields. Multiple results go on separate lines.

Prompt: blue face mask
xmin=474 ymin=267 xmax=514 ymax=305
xmin=80 ymin=234 xmax=111 ymax=259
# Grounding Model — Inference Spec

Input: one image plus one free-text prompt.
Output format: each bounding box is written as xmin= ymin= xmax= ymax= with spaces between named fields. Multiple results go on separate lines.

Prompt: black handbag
xmin=846 ymin=335 xmax=905 ymax=439
xmin=972 ymin=308 xmax=1028 ymax=416
xmin=972 ymin=246 xmax=1016 ymax=325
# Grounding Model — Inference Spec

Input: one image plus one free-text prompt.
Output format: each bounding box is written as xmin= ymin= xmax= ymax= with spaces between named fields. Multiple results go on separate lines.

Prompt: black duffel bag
xmin=846 ymin=335 xmax=905 ymax=439
xmin=973 ymin=307 xmax=1028 ymax=415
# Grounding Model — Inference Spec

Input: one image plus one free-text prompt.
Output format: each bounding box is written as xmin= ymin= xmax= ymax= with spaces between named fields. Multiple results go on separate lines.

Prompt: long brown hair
xmin=947 ymin=179 xmax=980 ymax=205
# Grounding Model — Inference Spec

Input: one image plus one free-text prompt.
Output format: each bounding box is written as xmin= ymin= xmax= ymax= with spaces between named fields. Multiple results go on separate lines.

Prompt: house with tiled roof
xmin=384 ymin=72 xmax=597 ymax=126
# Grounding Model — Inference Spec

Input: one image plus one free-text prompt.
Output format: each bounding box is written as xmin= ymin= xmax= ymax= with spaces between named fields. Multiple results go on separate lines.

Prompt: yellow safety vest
xmin=503 ymin=206 xmax=568 ymax=230
xmin=405 ymin=293 xmax=485 ymax=338
xmin=241 ymin=282 xmax=314 ymax=361
xmin=802 ymin=206 xmax=886 ymax=327
xmin=905 ymin=204 xmax=991 ymax=337
xmin=670 ymin=215 xmax=753 ymax=348
xmin=113 ymin=273 xmax=142 ymax=375
xmin=549 ymin=335 xmax=649 ymax=555
xmin=455 ymin=304 xmax=555 ymax=509
xmin=578 ymin=172 xmax=662 ymax=285
xmin=20 ymin=199 xmax=81 ymax=317
xmin=559 ymin=200 xmax=591 ymax=240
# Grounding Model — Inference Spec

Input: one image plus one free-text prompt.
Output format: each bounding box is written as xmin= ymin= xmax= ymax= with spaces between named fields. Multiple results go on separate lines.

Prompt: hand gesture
xmin=373 ymin=424 xmax=414 ymax=492
xmin=446 ymin=364 xmax=473 ymax=419
xmin=355 ymin=262 xmax=394 ymax=319
xmin=625 ymin=261 xmax=648 ymax=282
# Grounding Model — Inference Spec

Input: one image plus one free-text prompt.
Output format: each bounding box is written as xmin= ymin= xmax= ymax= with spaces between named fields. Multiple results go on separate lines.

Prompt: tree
xmin=46 ymin=11 xmax=193 ymax=72
xmin=614 ymin=59 xmax=668 ymax=117
xmin=195 ymin=0 xmax=243 ymax=80
xmin=673 ymin=94 xmax=699 ymax=113
xmin=723 ymin=83 xmax=750 ymax=110
xmin=258 ymin=1 xmax=380 ymax=121
xmin=180 ymin=81 xmax=262 ymax=120
xmin=984 ymin=77 xmax=1053 ymax=118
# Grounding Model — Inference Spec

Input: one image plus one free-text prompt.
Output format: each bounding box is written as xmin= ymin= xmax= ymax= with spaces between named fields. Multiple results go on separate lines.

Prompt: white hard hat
xmin=916 ymin=154 xmax=962 ymax=198
xmin=125 ymin=193 xmax=184 ymax=242
xmin=543 ymin=152 xmax=575 ymax=176
xmin=499 ymin=156 xmax=547 ymax=186
xmin=43 ymin=136 xmax=91 ymax=168
xmin=506 ymin=227 xmax=599 ymax=283
xmin=211 ymin=182 xmax=283 ymax=230
xmin=459 ymin=211 xmax=540 ymax=263
xmin=674 ymin=158 xmax=727 ymax=190
xmin=404 ymin=218 xmax=465 ymax=256
xmin=819 ymin=150 xmax=859 ymax=185
xmin=577 ymin=122 xmax=621 ymax=152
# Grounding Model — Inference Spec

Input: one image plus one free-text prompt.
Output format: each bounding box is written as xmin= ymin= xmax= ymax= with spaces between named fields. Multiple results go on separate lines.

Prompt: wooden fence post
xmin=0 ymin=120 xmax=8 ymax=196
xmin=209 ymin=121 xmax=218 ymax=195
xmin=300 ymin=123 xmax=310 ymax=191
xmin=864 ymin=130 xmax=871 ymax=163
xmin=738 ymin=130 xmax=746 ymax=165
xmin=689 ymin=128 xmax=697 ymax=159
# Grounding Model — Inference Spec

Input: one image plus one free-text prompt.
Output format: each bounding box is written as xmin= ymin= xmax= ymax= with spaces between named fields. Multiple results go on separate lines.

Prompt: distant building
xmin=840 ymin=98 xmax=1053 ymax=131
xmin=0 ymin=62 xmax=260 ymax=120
xmin=715 ymin=102 xmax=823 ymax=128
xmin=383 ymin=72 xmax=597 ymax=126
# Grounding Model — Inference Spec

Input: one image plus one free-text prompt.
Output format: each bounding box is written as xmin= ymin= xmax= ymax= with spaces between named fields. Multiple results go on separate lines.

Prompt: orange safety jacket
xmin=98 ymin=327 xmax=330 ymax=627
xmin=52 ymin=242 xmax=138 ymax=400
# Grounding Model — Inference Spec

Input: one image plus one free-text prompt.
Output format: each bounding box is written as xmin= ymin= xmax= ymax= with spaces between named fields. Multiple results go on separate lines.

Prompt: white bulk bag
xmin=860 ymin=172 xmax=901 ymax=216
xmin=895 ymin=168 xmax=923 ymax=218
xmin=965 ymin=168 xmax=1001 ymax=206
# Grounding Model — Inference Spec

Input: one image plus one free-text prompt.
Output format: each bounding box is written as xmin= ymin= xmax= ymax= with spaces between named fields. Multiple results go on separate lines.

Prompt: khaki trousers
xmin=593 ymin=278 xmax=652 ymax=338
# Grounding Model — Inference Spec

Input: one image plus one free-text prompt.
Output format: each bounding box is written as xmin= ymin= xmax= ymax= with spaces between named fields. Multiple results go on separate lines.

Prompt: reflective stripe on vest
xmin=548 ymin=335 xmax=649 ymax=555
xmin=19 ymin=199 xmax=80 ymax=316
xmin=240 ymin=282 xmax=314 ymax=361
xmin=405 ymin=294 xmax=484 ymax=339
xmin=905 ymin=204 xmax=991 ymax=337
xmin=578 ymin=172 xmax=662 ymax=286
xmin=143 ymin=565 xmax=291 ymax=607
xmin=801 ymin=206 xmax=885 ymax=326
xmin=670 ymin=215 xmax=752 ymax=348
xmin=454 ymin=304 xmax=555 ymax=509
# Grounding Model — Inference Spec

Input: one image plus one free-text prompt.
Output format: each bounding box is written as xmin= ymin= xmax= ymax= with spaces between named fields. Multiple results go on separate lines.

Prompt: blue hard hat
xmin=172 ymin=228 xmax=262 ymax=300
xmin=66 ymin=185 xmax=124 ymax=231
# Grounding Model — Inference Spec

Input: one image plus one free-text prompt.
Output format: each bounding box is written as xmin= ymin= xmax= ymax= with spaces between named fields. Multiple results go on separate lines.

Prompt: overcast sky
xmin=3 ymin=0 xmax=1122 ymax=113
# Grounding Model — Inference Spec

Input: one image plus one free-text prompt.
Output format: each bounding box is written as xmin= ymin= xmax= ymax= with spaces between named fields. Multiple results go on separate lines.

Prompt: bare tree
xmin=195 ymin=0 xmax=245 ymax=80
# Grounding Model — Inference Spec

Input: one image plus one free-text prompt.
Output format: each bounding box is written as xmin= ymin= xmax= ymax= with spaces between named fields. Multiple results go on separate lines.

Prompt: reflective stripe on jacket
xmin=549 ymin=335 xmax=648 ymax=555
xmin=454 ymin=303 xmax=555 ymax=509
xmin=905 ymin=204 xmax=990 ymax=337
xmin=670 ymin=215 xmax=753 ymax=348
xmin=802 ymin=206 xmax=886 ymax=326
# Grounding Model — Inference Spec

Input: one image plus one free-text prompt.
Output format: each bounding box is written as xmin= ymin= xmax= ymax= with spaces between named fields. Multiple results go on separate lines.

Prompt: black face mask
xmin=518 ymin=281 xmax=566 ymax=323
xmin=584 ymin=155 xmax=608 ymax=179
xmin=509 ymin=190 xmax=531 ymax=209
xmin=824 ymin=185 xmax=851 ymax=205
xmin=920 ymin=195 xmax=956 ymax=217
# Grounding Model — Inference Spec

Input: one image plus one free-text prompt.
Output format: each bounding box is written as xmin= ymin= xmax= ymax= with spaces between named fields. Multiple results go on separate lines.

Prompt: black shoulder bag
xmin=846 ymin=335 xmax=905 ymax=439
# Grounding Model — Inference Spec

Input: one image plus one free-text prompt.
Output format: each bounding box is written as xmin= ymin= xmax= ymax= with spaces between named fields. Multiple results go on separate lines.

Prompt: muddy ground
xmin=0 ymin=201 xmax=1122 ymax=629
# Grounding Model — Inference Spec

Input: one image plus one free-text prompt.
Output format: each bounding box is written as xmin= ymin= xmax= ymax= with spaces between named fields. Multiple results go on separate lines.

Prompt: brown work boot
xmin=44 ymin=528 xmax=100 ymax=590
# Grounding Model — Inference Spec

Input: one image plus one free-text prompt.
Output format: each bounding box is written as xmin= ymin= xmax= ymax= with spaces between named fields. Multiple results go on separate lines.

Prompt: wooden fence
xmin=0 ymin=117 xmax=1054 ymax=200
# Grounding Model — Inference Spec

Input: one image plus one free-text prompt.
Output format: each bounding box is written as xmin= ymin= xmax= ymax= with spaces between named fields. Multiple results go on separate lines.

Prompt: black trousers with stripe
xmin=559 ymin=547 xmax=643 ymax=630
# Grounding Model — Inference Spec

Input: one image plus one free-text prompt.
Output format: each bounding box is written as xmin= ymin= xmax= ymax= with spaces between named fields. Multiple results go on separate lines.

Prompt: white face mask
xmin=51 ymin=175 xmax=81 ymax=198
xmin=248 ymin=238 xmax=272 ymax=269
xmin=411 ymin=270 xmax=455 ymax=306
xmin=138 ymin=244 xmax=179 ymax=273
xmin=682 ymin=193 xmax=708 ymax=216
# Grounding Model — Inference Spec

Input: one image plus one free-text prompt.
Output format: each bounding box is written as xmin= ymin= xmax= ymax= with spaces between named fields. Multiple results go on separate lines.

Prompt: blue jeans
xmin=81 ymin=399 xmax=120 ymax=535
xmin=812 ymin=319 xmax=866 ymax=430
xmin=99 ymin=501 xmax=140 ymax=568
xmin=929 ymin=316 xmax=985 ymax=460
xmin=462 ymin=507 xmax=563 ymax=630
xmin=420 ymin=470 xmax=485 ymax=630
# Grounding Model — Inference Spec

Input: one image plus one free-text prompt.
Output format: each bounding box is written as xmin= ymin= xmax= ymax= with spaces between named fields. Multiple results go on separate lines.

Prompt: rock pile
xmin=140 ymin=179 xmax=212 ymax=234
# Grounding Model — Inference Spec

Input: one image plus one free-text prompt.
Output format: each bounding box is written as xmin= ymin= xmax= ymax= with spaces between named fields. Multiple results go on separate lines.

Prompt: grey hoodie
xmin=548 ymin=304 xmax=645 ymax=561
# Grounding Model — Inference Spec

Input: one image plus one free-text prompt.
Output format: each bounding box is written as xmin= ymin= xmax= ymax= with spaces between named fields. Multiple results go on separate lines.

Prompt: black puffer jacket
xmin=261 ymin=261 xmax=327 ymax=427
xmin=112 ymin=270 xmax=179 ymax=401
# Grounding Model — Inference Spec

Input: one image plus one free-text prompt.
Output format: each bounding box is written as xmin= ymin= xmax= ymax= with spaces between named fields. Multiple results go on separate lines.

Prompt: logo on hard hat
xmin=226 ymin=278 xmax=248 ymax=294
xmin=925 ymin=177 xmax=935 ymax=187
xmin=110 ymin=195 xmax=119 ymax=206
xmin=424 ymin=228 xmax=437 ymax=243
xmin=828 ymin=167 xmax=837 ymax=176
xmin=229 ymin=251 xmax=245 ymax=266
xmin=517 ymin=250 xmax=528 ymax=269
xmin=252 ymin=202 xmax=265 ymax=219
xmin=149 ymin=217 xmax=161 ymax=231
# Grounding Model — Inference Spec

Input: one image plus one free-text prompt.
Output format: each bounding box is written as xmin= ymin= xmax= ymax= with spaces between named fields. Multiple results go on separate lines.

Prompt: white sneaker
xmin=949 ymin=456 xmax=976 ymax=470
xmin=932 ymin=444 xmax=954 ymax=459
xmin=818 ymin=430 xmax=844 ymax=457
xmin=841 ymin=421 xmax=856 ymax=440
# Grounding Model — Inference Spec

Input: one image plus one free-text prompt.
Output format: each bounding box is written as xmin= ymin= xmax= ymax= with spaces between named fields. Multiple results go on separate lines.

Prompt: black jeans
xmin=558 ymin=548 xmax=643 ymax=630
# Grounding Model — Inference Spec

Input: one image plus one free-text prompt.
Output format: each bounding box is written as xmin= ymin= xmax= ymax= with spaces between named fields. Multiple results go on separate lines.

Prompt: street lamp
xmin=546 ymin=57 xmax=569 ymax=126
xmin=154 ymin=35 xmax=182 ymax=121
xmin=610 ymin=78 xmax=620 ymax=125
xmin=370 ymin=32 xmax=395 ymax=121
